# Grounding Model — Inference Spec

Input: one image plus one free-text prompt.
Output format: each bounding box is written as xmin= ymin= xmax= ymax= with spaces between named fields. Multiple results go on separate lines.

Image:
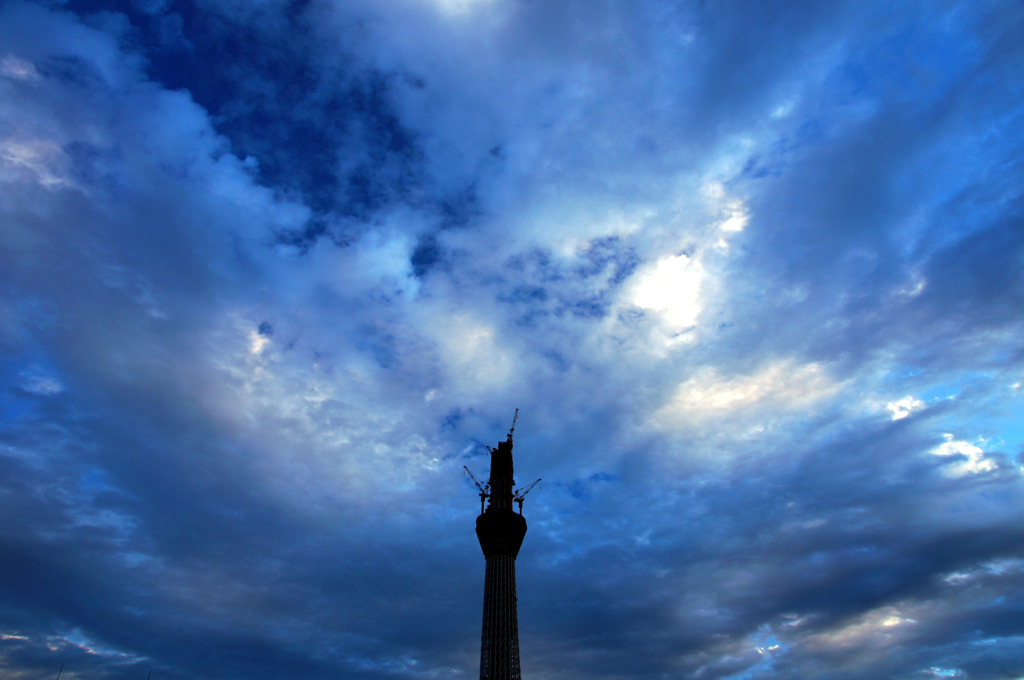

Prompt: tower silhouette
xmin=471 ymin=412 xmax=537 ymax=680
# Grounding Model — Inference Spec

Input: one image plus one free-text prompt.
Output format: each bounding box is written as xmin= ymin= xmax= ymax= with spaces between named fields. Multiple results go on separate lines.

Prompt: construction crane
xmin=464 ymin=465 xmax=490 ymax=514
xmin=513 ymin=478 xmax=541 ymax=515
xmin=507 ymin=408 xmax=518 ymax=441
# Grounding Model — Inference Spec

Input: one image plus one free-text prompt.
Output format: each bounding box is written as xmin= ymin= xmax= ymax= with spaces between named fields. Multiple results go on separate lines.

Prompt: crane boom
xmin=507 ymin=408 xmax=519 ymax=441
xmin=513 ymin=477 xmax=541 ymax=514
xmin=464 ymin=465 xmax=491 ymax=513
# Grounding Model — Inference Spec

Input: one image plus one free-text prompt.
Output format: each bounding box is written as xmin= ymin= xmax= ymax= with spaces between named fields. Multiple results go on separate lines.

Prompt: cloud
xmin=2 ymin=1 xmax=1024 ymax=679
xmin=887 ymin=395 xmax=924 ymax=420
xmin=628 ymin=253 xmax=704 ymax=330
xmin=930 ymin=434 xmax=997 ymax=477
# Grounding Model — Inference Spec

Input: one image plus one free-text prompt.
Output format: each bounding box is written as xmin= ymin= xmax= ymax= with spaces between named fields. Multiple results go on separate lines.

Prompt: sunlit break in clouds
xmin=2 ymin=1 xmax=1024 ymax=679
xmin=630 ymin=253 xmax=703 ymax=329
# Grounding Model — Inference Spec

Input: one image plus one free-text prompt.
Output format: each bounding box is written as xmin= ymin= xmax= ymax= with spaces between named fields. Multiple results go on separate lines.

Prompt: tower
xmin=472 ymin=412 xmax=537 ymax=680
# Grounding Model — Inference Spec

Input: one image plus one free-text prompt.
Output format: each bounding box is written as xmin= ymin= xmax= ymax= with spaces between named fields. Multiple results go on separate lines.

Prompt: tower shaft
xmin=480 ymin=554 xmax=521 ymax=680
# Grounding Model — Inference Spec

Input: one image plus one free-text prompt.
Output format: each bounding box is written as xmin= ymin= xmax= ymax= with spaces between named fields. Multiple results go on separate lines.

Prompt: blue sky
xmin=1 ymin=1 xmax=1023 ymax=679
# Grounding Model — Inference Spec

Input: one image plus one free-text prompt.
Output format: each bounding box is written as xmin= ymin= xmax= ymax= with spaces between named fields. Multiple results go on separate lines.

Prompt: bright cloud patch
xmin=929 ymin=434 xmax=996 ymax=476
xmin=248 ymin=329 xmax=270 ymax=355
xmin=628 ymin=253 xmax=703 ymax=328
xmin=0 ymin=137 xmax=69 ymax=187
xmin=720 ymin=208 xmax=749 ymax=233
xmin=805 ymin=606 xmax=917 ymax=652
xmin=431 ymin=313 xmax=516 ymax=395
xmin=886 ymin=395 xmax=924 ymax=420
xmin=432 ymin=0 xmax=497 ymax=14
xmin=662 ymin=360 xmax=839 ymax=417
xmin=702 ymin=180 xmax=750 ymax=249
xmin=1 ymin=55 xmax=39 ymax=81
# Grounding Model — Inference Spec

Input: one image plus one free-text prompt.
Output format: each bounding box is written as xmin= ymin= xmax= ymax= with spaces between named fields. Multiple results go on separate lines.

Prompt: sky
xmin=1 ymin=0 xmax=1024 ymax=678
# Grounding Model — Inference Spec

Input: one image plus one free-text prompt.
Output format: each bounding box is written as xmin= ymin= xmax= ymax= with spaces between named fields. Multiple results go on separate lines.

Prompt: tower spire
xmin=475 ymin=412 xmax=530 ymax=680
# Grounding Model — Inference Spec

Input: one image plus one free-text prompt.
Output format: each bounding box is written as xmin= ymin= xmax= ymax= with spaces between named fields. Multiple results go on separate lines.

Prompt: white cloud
xmin=429 ymin=0 xmax=499 ymax=16
xmin=248 ymin=329 xmax=270 ymax=355
xmin=427 ymin=311 xmax=517 ymax=398
xmin=719 ymin=209 xmax=749 ymax=234
xmin=20 ymin=373 xmax=64 ymax=395
xmin=0 ymin=136 xmax=69 ymax=188
xmin=0 ymin=55 xmax=40 ymax=81
xmin=804 ymin=605 xmax=917 ymax=652
xmin=655 ymin=359 xmax=840 ymax=426
xmin=886 ymin=395 xmax=924 ymax=420
xmin=930 ymin=434 xmax=997 ymax=476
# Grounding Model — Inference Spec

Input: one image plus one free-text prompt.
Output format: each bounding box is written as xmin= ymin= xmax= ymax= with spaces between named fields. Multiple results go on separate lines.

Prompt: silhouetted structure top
xmin=476 ymin=427 xmax=528 ymax=680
